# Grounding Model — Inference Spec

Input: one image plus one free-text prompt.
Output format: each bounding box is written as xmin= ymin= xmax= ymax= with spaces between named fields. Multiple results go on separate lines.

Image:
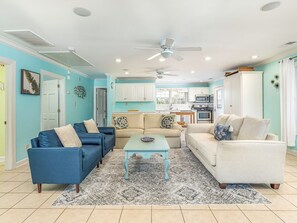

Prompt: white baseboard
xmin=0 ymin=156 xmax=4 ymax=164
xmin=16 ymin=157 xmax=28 ymax=167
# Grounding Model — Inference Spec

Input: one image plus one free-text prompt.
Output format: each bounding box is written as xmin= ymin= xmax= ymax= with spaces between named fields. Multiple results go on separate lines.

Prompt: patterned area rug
xmin=53 ymin=147 xmax=270 ymax=206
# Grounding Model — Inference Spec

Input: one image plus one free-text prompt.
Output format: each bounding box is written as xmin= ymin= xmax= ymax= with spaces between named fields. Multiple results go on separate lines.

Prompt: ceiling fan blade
xmin=147 ymin=53 xmax=161 ymax=61
xmin=172 ymin=53 xmax=183 ymax=61
xmin=163 ymin=73 xmax=178 ymax=76
xmin=134 ymin=47 xmax=161 ymax=51
xmin=175 ymin=47 xmax=202 ymax=51
xmin=164 ymin=38 xmax=175 ymax=48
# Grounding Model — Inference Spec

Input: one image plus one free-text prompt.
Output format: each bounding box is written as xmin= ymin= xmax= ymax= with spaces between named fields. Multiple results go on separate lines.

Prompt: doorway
xmin=0 ymin=64 xmax=5 ymax=164
xmin=95 ymin=88 xmax=107 ymax=127
xmin=213 ymin=86 xmax=224 ymax=120
xmin=40 ymin=70 xmax=65 ymax=130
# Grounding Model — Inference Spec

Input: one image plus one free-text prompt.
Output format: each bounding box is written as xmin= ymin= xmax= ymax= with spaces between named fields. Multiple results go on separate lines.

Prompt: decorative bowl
xmin=140 ymin=136 xmax=155 ymax=142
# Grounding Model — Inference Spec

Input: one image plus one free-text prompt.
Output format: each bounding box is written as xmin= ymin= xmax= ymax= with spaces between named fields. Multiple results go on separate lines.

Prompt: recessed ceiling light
xmin=260 ymin=1 xmax=281 ymax=12
xmin=191 ymin=70 xmax=195 ymax=74
xmin=73 ymin=7 xmax=91 ymax=17
xmin=199 ymin=80 xmax=203 ymax=82
xmin=124 ymin=71 xmax=129 ymax=75
xmin=205 ymin=56 xmax=212 ymax=61
xmin=115 ymin=58 xmax=122 ymax=63
xmin=159 ymin=57 xmax=166 ymax=62
xmin=251 ymin=55 xmax=259 ymax=59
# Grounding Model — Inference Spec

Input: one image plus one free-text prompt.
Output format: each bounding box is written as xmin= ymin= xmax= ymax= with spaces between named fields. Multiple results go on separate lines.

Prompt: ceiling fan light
xmin=161 ymin=49 xmax=173 ymax=58
xmin=159 ymin=57 xmax=166 ymax=62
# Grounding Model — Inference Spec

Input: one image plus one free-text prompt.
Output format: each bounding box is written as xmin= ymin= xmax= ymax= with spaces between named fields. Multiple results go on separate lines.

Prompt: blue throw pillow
xmin=214 ymin=124 xmax=231 ymax=141
xmin=38 ymin=130 xmax=63 ymax=147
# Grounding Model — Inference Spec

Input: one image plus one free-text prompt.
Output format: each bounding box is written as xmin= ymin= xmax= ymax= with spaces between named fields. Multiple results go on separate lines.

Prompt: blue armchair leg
xmin=100 ymin=159 xmax=103 ymax=164
xmin=38 ymin=184 xmax=42 ymax=193
xmin=97 ymin=163 xmax=99 ymax=168
xmin=76 ymin=184 xmax=80 ymax=193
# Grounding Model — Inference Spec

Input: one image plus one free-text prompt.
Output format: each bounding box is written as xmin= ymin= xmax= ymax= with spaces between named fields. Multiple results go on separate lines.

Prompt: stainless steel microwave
xmin=195 ymin=95 xmax=210 ymax=103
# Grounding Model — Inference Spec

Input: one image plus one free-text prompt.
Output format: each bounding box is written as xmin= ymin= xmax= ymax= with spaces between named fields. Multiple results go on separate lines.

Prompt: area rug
xmin=53 ymin=147 xmax=270 ymax=206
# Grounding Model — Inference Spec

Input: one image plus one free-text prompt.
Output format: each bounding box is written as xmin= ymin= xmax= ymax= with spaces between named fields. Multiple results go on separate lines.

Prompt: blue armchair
xmin=28 ymin=129 xmax=102 ymax=193
xmin=73 ymin=123 xmax=115 ymax=157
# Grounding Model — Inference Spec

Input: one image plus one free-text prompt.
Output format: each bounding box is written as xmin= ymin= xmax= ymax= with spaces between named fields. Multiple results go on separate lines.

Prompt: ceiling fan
xmin=149 ymin=69 xmax=179 ymax=79
xmin=135 ymin=38 xmax=202 ymax=61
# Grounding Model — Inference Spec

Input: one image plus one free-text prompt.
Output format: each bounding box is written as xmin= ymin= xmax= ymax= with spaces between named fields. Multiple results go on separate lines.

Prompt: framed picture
xmin=21 ymin=69 xmax=40 ymax=95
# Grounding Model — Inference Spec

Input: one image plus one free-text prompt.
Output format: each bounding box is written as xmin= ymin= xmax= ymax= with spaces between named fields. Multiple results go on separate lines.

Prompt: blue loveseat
xmin=28 ymin=129 xmax=103 ymax=193
xmin=73 ymin=123 xmax=115 ymax=157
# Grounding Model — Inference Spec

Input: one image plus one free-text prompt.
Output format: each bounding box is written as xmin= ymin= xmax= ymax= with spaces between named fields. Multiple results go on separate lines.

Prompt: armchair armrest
xmin=187 ymin=123 xmax=213 ymax=134
xmin=77 ymin=133 xmax=103 ymax=145
xmin=98 ymin=127 xmax=115 ymax=135
xmin=216 ymin=140 xmax=287 ymax=184
xmin=27 ymin=147 xmax=82 ymax=184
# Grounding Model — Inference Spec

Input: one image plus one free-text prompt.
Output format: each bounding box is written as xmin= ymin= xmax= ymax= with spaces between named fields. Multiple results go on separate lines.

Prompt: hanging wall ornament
xmin=74 ymin=85 xmax=86 ymax=98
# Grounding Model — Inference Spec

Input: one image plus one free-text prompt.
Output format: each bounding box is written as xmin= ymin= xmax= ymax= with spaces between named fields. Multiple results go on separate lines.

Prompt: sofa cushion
xmin=113 ymin=116 xmax=129 ymax=129
xmin=38 ymin=130 xmax=63 ymax=148
xmin=144 ymin=114 xmax=163 ymax=129
xmin=54 ymin=125 xmax=82 ymax=148
xmin=144 ymin=128 xmax=181 ymax=137
xmin=112 ymin=113 xmax=144 ymax=129
xmin=214 ymin=124 xmax=231 ymax=141
xmin=237 ymin=116 xmax=271 ymax=140
xmin=210 ymin=114 xmax=230 ymax=135
xmin=116 ymin=129 xmax=144 ymax=138
xmin=84 ymin=119 xmax=99 ymax=133
xmin=224 ymin=114 xmax=244 ymax=140
xmin=82 ymin=146 xmax=101 ymax=171
xmin=160 ymin=115 xmax=176 ymax=129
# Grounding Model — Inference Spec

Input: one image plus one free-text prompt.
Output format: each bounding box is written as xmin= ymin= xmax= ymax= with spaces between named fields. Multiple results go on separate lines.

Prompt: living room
xmin=0 ymin=0 xmax=297 ymax=223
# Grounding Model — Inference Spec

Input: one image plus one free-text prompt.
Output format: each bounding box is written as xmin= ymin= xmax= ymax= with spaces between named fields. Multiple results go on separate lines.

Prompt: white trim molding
xmin=0 ymin=56 xmax=17 ymax=170
xmin=16 ymin=157 xmax=28 ymax=168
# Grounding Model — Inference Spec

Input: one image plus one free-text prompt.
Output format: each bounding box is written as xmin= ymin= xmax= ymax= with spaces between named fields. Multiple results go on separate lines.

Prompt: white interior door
xmin=213 ymin=86 xmax=224 ymax=120
xmin=42 ymin=80 xmax=59 ymax=130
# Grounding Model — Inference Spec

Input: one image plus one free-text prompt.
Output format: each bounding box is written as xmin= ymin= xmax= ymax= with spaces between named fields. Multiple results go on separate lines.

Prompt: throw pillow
xmin=214 ymin=124 xmax=232 ymax=141
xmin=237 ymin=116 xmax=271 ymax=140
xmin=210 ymin=114 xmax=230 ymax=135
xmin=84 ymin=119 xmax=99 ymax=133
xmin=113 ymin=116 xmax=128 ymax=129
xmin=160 ymin=115 xmax=176 ymax=129
xmin=54 ymin=124 xmax=82 ymax=147
xmin=224 ymin=114 xmax=244 ymax=140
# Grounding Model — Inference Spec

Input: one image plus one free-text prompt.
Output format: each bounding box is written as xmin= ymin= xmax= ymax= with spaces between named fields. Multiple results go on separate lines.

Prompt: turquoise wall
xmin=209 ymin=79 xmax=224 ymax=94
xmin=256 ymin=53 xmax=297 ymax=150
xmin=94 ymin=78 xmax=107 ymax=87
xmin=0 ymin=43 xmax=94 ymax=162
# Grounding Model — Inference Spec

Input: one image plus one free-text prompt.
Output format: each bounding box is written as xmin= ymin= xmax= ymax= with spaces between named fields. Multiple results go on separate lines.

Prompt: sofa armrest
xmin=77 ymin=133 xmax=103 ymax=145
xmin=98 ymin=127 xmax=115 ymax=135
xmin=216 ymin=140 xmax=287 ymax=184
xmin=187 ymin=123 xmax=213 ymax=134
xmin=173 ymin=124 xmax=183 ymax=131
xmin=266 ymin=133 xmax=279 ymax=141
xmin=27 ymin=147 xmax=82 ymax=184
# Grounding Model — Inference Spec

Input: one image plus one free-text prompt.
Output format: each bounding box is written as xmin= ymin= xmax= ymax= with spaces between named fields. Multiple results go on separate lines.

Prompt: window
xmin=156 ymin=89 xmax=170 ymax=104
xmin=156 ymin=88 xmax=187 ymax=104
xmin=170 ymin=89 xmax=187 ymax=104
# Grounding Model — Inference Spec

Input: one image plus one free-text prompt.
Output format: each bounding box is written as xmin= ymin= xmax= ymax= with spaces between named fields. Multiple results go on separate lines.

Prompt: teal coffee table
xmin=123 ymin=134 xmax=170 ymax=181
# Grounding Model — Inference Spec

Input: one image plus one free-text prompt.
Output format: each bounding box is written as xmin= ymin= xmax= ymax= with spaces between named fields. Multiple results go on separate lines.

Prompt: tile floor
xmin=1 ymin=153 xmax=297 ymax=222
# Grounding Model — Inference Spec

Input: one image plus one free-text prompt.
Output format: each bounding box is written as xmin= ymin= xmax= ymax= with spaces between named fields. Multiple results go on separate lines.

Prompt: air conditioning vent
xmin=4 ymin=29 xmax=54 ymax=47
xmin=39 ymin=51 xmax=94 ymax=67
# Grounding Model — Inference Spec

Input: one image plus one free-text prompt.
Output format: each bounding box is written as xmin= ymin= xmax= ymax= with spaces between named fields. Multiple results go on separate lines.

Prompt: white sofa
xmin=186 ymin=115 xmax=287 ymax=189
xmin=112 ymin=113 xmax=183 ymax=149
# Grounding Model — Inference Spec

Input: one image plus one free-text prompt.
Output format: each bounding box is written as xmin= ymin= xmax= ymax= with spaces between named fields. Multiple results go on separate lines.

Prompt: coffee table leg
xmin=124 ymin=152 xmax=129 ymax=180
xmin=164 ymin=152 xmax=170 ymax=180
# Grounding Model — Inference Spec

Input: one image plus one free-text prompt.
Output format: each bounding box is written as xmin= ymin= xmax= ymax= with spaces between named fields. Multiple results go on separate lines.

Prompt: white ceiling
xmin=0 ymin=0 xmax=297 ymax=83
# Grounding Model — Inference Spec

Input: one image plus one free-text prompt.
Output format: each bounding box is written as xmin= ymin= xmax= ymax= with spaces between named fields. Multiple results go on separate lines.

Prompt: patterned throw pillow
xmin=214 ymin=124 xmax=231 ymax=141
xmin=160 ymin=115 xmax=175 ymax=129
xmin=113 ymin=116 xmax=128 ymax=129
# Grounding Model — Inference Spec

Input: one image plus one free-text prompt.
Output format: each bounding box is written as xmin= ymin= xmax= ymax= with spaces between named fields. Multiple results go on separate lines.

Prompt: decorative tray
xmin=140 ymin=136 xmax=155 ymax=142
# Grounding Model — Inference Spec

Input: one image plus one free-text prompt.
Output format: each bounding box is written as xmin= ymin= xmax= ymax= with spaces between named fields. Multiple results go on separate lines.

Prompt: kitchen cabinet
xmin=224 ymin=71 xmax=263 ymax=118
xmin=188 ymin=87 xmax=209 ymax=102
xmin=115 ymin=83 xmax=155 ymax=102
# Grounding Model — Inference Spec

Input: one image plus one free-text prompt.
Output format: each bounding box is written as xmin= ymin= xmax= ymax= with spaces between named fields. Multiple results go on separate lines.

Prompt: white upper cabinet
xmin=224 ymin=71 xmax=263 ymax=118
xmin=188 ymin=87 xmax=209 ymax=102
xmin=115 ymin=83 xmax=155 ymax=102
